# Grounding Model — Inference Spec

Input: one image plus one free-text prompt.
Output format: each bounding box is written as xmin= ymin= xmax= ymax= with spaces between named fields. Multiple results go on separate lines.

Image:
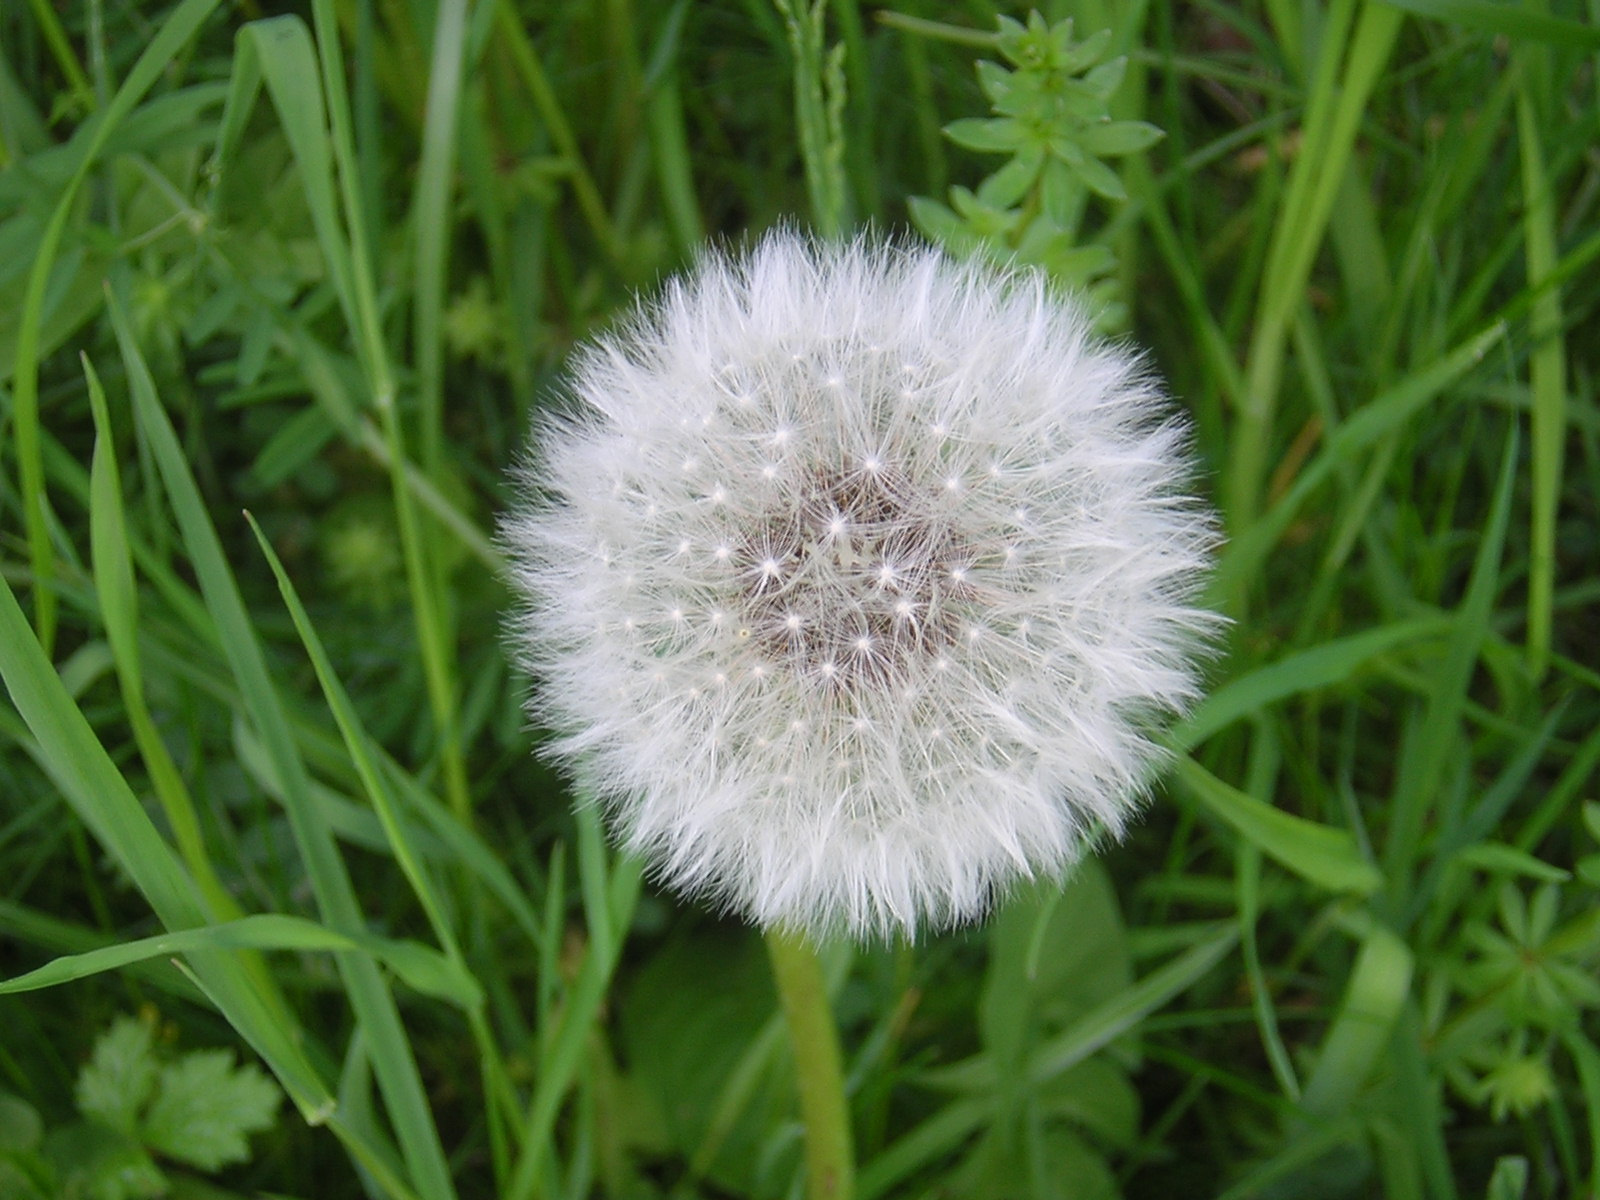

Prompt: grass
xmin=2 ymin=1 xmax=1598 ymax=1197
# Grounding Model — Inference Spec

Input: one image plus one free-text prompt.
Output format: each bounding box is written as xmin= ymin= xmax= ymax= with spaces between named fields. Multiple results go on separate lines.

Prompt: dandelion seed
xmin=504 ymin=230 xmax=1219 ymax=940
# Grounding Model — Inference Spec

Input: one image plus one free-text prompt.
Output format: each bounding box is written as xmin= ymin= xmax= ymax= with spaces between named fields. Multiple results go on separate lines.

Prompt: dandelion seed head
xmin=505 ymin=230 xmax=1220 ymax=940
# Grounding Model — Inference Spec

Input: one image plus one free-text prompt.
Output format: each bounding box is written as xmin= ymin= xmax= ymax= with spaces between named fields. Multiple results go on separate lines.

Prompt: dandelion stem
xmin=765 ymin=928 xmax=855 ymax=1200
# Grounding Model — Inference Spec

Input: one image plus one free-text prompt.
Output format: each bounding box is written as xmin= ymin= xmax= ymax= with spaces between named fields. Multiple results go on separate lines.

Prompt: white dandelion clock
xmin=505 ymin=230 xmax=1218 ymax=941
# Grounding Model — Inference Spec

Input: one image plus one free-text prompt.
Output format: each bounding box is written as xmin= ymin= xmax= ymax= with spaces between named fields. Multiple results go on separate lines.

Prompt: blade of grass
xmin=1381 ymin=423 xmax=1519 ymax=913
xmin=413 ymin=0 xmax=471 ymax=475
xmin=1176 ymin=758 xmax=1383 ymax=895
xmin=1171 ymin=616 xmax=1451 ymax=752
xmin=217 ymin=9 xmax=476 ymax=825
xmin=21 ymin=0 xmax=94 ymax=114
xmin=108 ymin=283 xmax=460 ymax=1200
xmin=1297 ymin=921 xmax=1413 ymax=1119
xmin=1213 ymin=319 xmax=1505 ymax=603
xmin=245 ymin=510 xmax=525 ymax=1180
xmin=1 ymin=914 xmax=481 ymax=1009
xmin=1378 ymin=0 xmax=1600 ymax=48
xmin=492 ymin=0 xmax=627 ymax=271
xmin=0 ymin=553 xmax=346 ymax=1128
xmin=642 ymin=0 xmax=705 ymax=256
xmin=1237 ymin=844 xmax=1301 ymax=1100
xmin=11 ymin=0 xmax=225 ymax=654
xmin=309 ymin=0 xmax=475 ymax=825
xmin=506 ymin=812 xmax=641 ymax=1200
xmin=1227 ymin=0 xmax=1403 ymax=534
xmin=84 ymin=354 xmax=237 ymax=918
xmin=1515 ymin=69 xmax=1566 ymax=679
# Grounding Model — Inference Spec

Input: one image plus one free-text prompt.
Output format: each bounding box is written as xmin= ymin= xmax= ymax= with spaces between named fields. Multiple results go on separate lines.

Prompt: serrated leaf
xmin=76 ymin=1016 xmax=159 ymax=1135
xmin=141 ymin=1050 xmax=280 ymax=1172
xmin=1078 ymin=119 xmax=1165 ymax=157
xmin=943 ymin=117 xmax=1028 ymax=153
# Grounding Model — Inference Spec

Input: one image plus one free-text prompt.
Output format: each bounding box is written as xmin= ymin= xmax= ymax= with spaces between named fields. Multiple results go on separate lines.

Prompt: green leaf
xmin=1455 ymin=843 xmax=1571 ymax=883
xmin=1082 ymin=56 xmax=1126 ymax=99
xmin=1037 ymin=157 xmax=1086 ymax=228
xmin=974 ymin=58 xmax=1012 ymax=105
xmin=1065 ymin=151 xmax=1125 ymax=200
xmin=618 ymin=930 xmax=775 ymax=1188
xmin=1377 ymin=0 xmax=1600 ymax=48
xmin=1176 ymin=758 xmax=1383 ymax=894
xmin=43 ymin=1122 xmax=166 ymax=1200
xmin=0 ymin=913 xmax=483 ymax=1011
xmin=1299 ymin=924 xmax=1414 ymax=1120
xmin=1171 ymin=617 xmax=1451 ymax=751
xmin=981 ymin=864 xmax=1131 ymax=1069
xmin=1485 ymin=1156 xmax=1530 ymax=1200
xmin=943 ymin=116 xmax=1028 ymax=152
xmin=142 ymin=1049 xmax=280 ymax=1172
xmin=76 ymin=1017 xmax=160 ymax=1135
xmin=1060 ymin=27 xmax=1113 ymax=74
xmin=974 ymin=146 xmax=1043 ymax=209
xmin=0 ymin=1093 xmax=43 ymax=1153
xmin=1077 ymin=119 xmax=1164 ymax=157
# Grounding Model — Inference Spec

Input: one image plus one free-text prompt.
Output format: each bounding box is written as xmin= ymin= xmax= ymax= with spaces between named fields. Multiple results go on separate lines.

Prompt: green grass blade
xmin=1026 ymin=923 xmax=1238 ymax=1086
xmin=1378 ymin=0 xmax=1600 ymax=48
xmin=1172 ymin=616 xmax=1452 ymax=752
xmin=490 ymin=0 xmax=626 ymax=270
xmin=1 ymin=914 xmax=481 ymax=1009
xmin=507 ymin=827 xmax=641 ymax=1200
xmin=1515 ymin=74 xmax=1566 ymax=679
xmin=1214 ymin=319 xmax=1505 ymax=602
xmin=242 ymin=511 xmax=466 ymax=977
xmin=10 ymin=0 xmax=225 ymax=654
xmin=1228 ymin=0 xmax=1403 ymax=532
xmin=1381 ymin=423 xmax=1519 ymax=909
xmin=1176 ymin=758 xmax=1383 ymax=894
xmin=1237 ymin=845 xmax=1301 ymax=1100
xmin=243 ymin=509 xmax=526 ymax=1179
xmin=1297 ymin=922 xmax=1414 ymax=1119
xmin=85 ymin=353 xmax=238 ymax=917
xmin=107 ymin=285 xmax=460 ymax=1200
xmin=0 ymin=556 xmax=338 ymax=1126
xmin=412 ymin=0 xmax=471 ymax=474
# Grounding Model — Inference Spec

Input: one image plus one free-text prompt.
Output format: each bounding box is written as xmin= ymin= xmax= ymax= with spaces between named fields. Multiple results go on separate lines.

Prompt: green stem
xmin=765 ymin=928 xmax=855 ymax=1200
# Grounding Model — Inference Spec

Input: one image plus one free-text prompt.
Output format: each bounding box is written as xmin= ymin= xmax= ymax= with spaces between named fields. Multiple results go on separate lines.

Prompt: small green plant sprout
xmin=0 ymin=1013 xmax=280 ymax=1200
xmin=1436 ymin=879 xmax=1600 ymax=1124
xmin=907 ymin=12 xmax=1163 ymax=324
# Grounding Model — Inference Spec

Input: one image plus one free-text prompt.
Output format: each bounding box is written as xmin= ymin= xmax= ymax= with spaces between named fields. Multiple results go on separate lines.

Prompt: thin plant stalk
xmin=765 ymin=929 xmax=855 ymax=1200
